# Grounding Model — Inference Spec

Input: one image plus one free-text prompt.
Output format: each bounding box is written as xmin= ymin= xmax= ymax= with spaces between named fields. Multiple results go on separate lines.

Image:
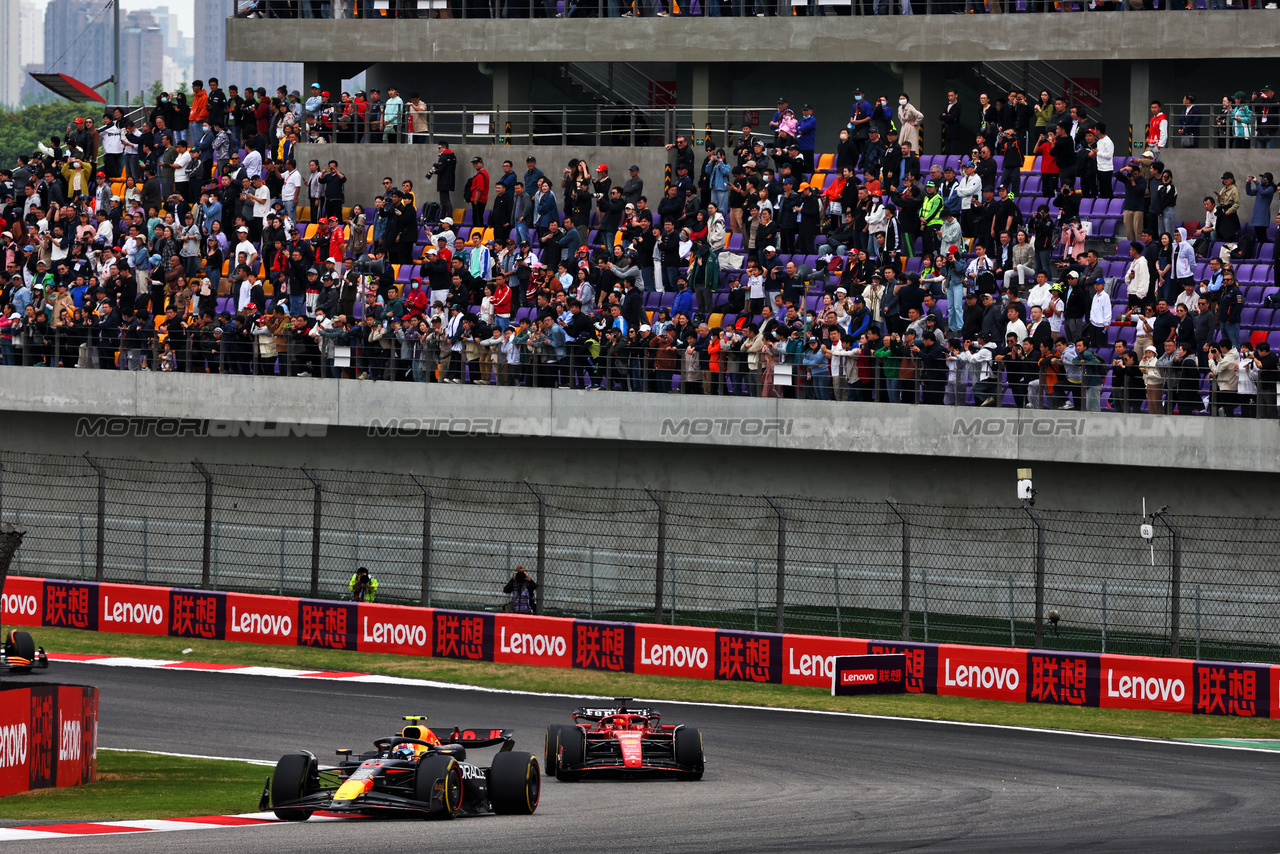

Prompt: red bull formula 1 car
xmin=0 ymin=630 xmax=48 ymax=673
xmin=260 ymin=716 xmax=540 ymax=820
xmin=544 ymin=698 xmax=704 ymax=781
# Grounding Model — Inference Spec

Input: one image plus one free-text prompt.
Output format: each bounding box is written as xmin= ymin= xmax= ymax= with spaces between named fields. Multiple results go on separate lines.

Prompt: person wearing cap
xmin=467 ymin=156 xmax=490 ymax=228
xmin=1216 ymin=171 xmax=1241 ymax=242
xmin=1244 ymin=173 xmax=1276 ymax=245
xmin=621 ymin=165 xmax=644 ymax=207
xmin=424 ymin=141 xmax=458 ymax=213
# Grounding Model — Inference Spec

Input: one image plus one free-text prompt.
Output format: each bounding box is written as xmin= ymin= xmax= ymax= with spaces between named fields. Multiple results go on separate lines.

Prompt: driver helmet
xmin=392 ymin=744 xmax=416 ymax=761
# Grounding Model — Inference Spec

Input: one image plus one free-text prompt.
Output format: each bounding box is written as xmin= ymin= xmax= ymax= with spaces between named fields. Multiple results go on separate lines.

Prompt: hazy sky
xmin=28 ymin=0 xmax=196 ymax=39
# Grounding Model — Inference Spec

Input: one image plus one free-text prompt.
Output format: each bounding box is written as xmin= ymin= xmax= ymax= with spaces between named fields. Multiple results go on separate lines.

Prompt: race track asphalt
xmin=10 ymin=662 xmax=1280 ymax=853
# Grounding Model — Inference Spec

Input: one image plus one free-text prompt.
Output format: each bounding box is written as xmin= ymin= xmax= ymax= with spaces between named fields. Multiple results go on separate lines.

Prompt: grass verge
xmin=29 ymin=625 xmax=1280 ymax=742
xmin=0 ymin=750 xmax=267 ymax=822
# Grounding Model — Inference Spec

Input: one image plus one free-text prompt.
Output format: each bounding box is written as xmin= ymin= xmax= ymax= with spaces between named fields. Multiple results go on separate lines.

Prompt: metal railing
xmin=235 ymin=0 xmax=1280 ymax=18
xmin=2 ymin=320 xmax=1276 ymax=420
xmin=4 ymin=450 xmax=1280 ymax=663
xmin=301 ymin=102 xmax=777 ymax=148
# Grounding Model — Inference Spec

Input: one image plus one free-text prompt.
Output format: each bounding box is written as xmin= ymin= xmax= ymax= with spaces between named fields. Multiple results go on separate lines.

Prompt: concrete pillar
xmin=1099 ymin=60 xmax=1130 ymax=160
xmin=301 ymin=62 xmax=370 ymax=100
xmin=492 ymin=63 xmax=533 ymax=140
xmin=902 ymin=62 xmax=947 ymax=155
xmin=687 ymin=63 xmax=733 ymax=149
xmin=1128 ymin=60 xmax=1150 ymax=158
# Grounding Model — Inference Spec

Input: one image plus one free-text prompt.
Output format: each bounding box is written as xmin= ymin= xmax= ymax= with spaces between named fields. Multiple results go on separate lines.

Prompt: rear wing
xmin=443 ymin=727 xmax=515 ymax=751
xmin=572 ymin=706 xmax=660 ymax=721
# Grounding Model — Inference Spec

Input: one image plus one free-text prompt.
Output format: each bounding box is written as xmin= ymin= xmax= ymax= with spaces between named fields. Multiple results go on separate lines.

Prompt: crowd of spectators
xmin=1 ymin=83 xmax=1278 ymax=416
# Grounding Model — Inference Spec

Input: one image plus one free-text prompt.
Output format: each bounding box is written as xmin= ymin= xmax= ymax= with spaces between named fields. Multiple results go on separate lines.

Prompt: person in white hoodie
xmin=1171 ymin=227 xmax=1197 ymax=304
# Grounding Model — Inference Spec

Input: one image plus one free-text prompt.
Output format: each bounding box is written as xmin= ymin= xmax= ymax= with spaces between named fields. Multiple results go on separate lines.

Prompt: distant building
xmin=195 ymin=0 xmax=301 ymax=94
xmin=121 ymin=11 xmax=165 ymax=103
xmin=42 ymin=0 xmax=112 ymax=93
xmin=0 ymin=2 xmax=18 ymax=107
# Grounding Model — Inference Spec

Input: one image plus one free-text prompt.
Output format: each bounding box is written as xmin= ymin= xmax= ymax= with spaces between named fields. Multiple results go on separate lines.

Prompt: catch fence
xmin=2 ymin=450 xmax=1277 ymax=663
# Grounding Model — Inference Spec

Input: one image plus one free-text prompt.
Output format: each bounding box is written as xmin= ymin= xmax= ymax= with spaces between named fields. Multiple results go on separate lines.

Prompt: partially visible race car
xmin=545 ymin=698 xmax=704 ymax=781
xmin=0 ymin=630 xmax=48 ymax=673
xmin=260 ymin=716 xmax=540 ymax=820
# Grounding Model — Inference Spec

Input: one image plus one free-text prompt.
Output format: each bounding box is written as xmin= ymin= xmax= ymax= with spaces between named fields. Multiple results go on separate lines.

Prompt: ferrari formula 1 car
xmin=0 ymin=630 xmax=48 ymax=673
xmin=260 ymin=716 xmax=540 ymax=820
xmin=544 ymin=698 xmax=704 ymax=781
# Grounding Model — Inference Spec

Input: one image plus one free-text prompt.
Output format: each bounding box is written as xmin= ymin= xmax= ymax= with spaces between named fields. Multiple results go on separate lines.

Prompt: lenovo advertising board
xmin=831 ymin=654 xmax=908 ymax=696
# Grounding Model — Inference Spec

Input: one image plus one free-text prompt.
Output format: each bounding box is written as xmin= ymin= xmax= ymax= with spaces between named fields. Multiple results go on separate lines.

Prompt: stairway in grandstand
xmin=972 ymin=60 xmax=1089 ymax=107
xmin=560 ymin=62 xmax=677 ymax=109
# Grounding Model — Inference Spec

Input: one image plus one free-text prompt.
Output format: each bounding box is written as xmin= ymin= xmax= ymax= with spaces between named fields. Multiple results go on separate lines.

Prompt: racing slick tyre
xmin=416 ymin=754 xmax=463 ymax=819
xmin=554 ymin=727 xmax=584 ymax=782
xmin=8 ymin=631 xmax=35 ymax=665
xmin=271 ymin=753 xmax=317 ymax=821
xmin=543 ymin=725 xmax=565 ymax=777
xmin=489 ymin=751 xmax=541 ymax=815
xmin=674 ymin=727 xmax=704 ymax=781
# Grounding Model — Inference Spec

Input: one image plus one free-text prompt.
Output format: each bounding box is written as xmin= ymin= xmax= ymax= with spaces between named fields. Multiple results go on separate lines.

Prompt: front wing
xmin=0 ymin=649 xmax=49 ymax=673
xmin=272 ymin=789 xmax=435 ymax=816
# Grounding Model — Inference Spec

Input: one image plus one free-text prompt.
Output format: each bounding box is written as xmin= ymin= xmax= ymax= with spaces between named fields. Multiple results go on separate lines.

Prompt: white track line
xmin=54 ymin=654 xmax=1280 ymax=756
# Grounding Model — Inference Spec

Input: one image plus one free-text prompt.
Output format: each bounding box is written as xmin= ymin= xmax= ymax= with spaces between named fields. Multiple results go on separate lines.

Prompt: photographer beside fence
xmin=350 ymin=565 xmax=379 ymax=602
xmin=503 ymin=565 xmax=538 ymax=614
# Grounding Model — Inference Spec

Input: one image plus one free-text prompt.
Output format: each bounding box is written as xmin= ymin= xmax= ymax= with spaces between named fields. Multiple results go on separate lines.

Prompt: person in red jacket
xmin=469 ymin=157 xmax=490 ymax=229
xmin=404 ymin=277 xmax=431 ymax=315
xmin=1035 ymin=132 xmax=1059 ymax=197
xmin=491 ymin=276 xmax=512 ymax=330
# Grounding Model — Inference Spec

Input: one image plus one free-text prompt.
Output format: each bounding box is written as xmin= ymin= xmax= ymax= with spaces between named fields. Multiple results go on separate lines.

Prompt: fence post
xmin=84 ymin=455 xmax=106 ymax=582
xmin=522 ymin=481 xmax=546 ymax=602
xmin=645 ymin=487 xmax=666 ymax=623
xmin=192 ymin=461 xmax=213 ymax=589
xmin=1153 ymin=509 xmax=1181 ymax=658
xmin=410 ymin=474 xmax=432 ymax=607
xmin=887 ymin=500 xmax=911 ymax=641
xmin=302 ymin=468 xmax=322 ymax=599
xmin=0 ymin=460 xmax=5 ymax=523
xmin=763 ymin=495 xmax=785 ymax=634
xmin=1022 ymin=504 xmax=1046 ymax=649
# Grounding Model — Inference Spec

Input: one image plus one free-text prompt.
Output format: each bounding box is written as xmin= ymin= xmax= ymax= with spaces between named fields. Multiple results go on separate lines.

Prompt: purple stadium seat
xmin=461 ymin=209 xmax=474 ymax=226
xmin=1241 ymin=307 xmax=1259 ymax=328
xmin=1106 ymin=199 xmax=1124 ymax=217
xmin=1259 ymin=243 xmax=1276 ymax=262
xmin=728 ymin=233 xmax=743 ymax=250
xmin=353 ymin=301 xmax=364 ymax=319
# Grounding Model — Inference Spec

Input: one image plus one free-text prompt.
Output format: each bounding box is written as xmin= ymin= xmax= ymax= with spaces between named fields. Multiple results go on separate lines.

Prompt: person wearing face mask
xmin=897 ymin=94 xmax=923 ymax=152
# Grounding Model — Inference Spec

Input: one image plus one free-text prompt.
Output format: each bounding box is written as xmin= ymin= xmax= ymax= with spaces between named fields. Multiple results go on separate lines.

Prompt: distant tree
xmin=0 ymin=101 xmax=96 ymax=169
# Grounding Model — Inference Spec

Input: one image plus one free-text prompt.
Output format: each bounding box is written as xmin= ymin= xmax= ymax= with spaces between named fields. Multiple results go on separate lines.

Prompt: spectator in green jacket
xmin=350 ymin=566 xmax=378 ymax=602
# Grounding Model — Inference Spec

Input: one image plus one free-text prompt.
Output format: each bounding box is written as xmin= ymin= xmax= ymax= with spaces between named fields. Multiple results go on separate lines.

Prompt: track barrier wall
xmin=5 ymin=577 xmax=1271 ymax=720
xmin=0 ymin=682 xmax=98 ymax=798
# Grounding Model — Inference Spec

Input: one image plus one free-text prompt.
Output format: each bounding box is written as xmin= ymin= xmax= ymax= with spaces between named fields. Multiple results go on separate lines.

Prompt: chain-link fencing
xmin=2 ymin=450 xmax=1278 ymax=663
